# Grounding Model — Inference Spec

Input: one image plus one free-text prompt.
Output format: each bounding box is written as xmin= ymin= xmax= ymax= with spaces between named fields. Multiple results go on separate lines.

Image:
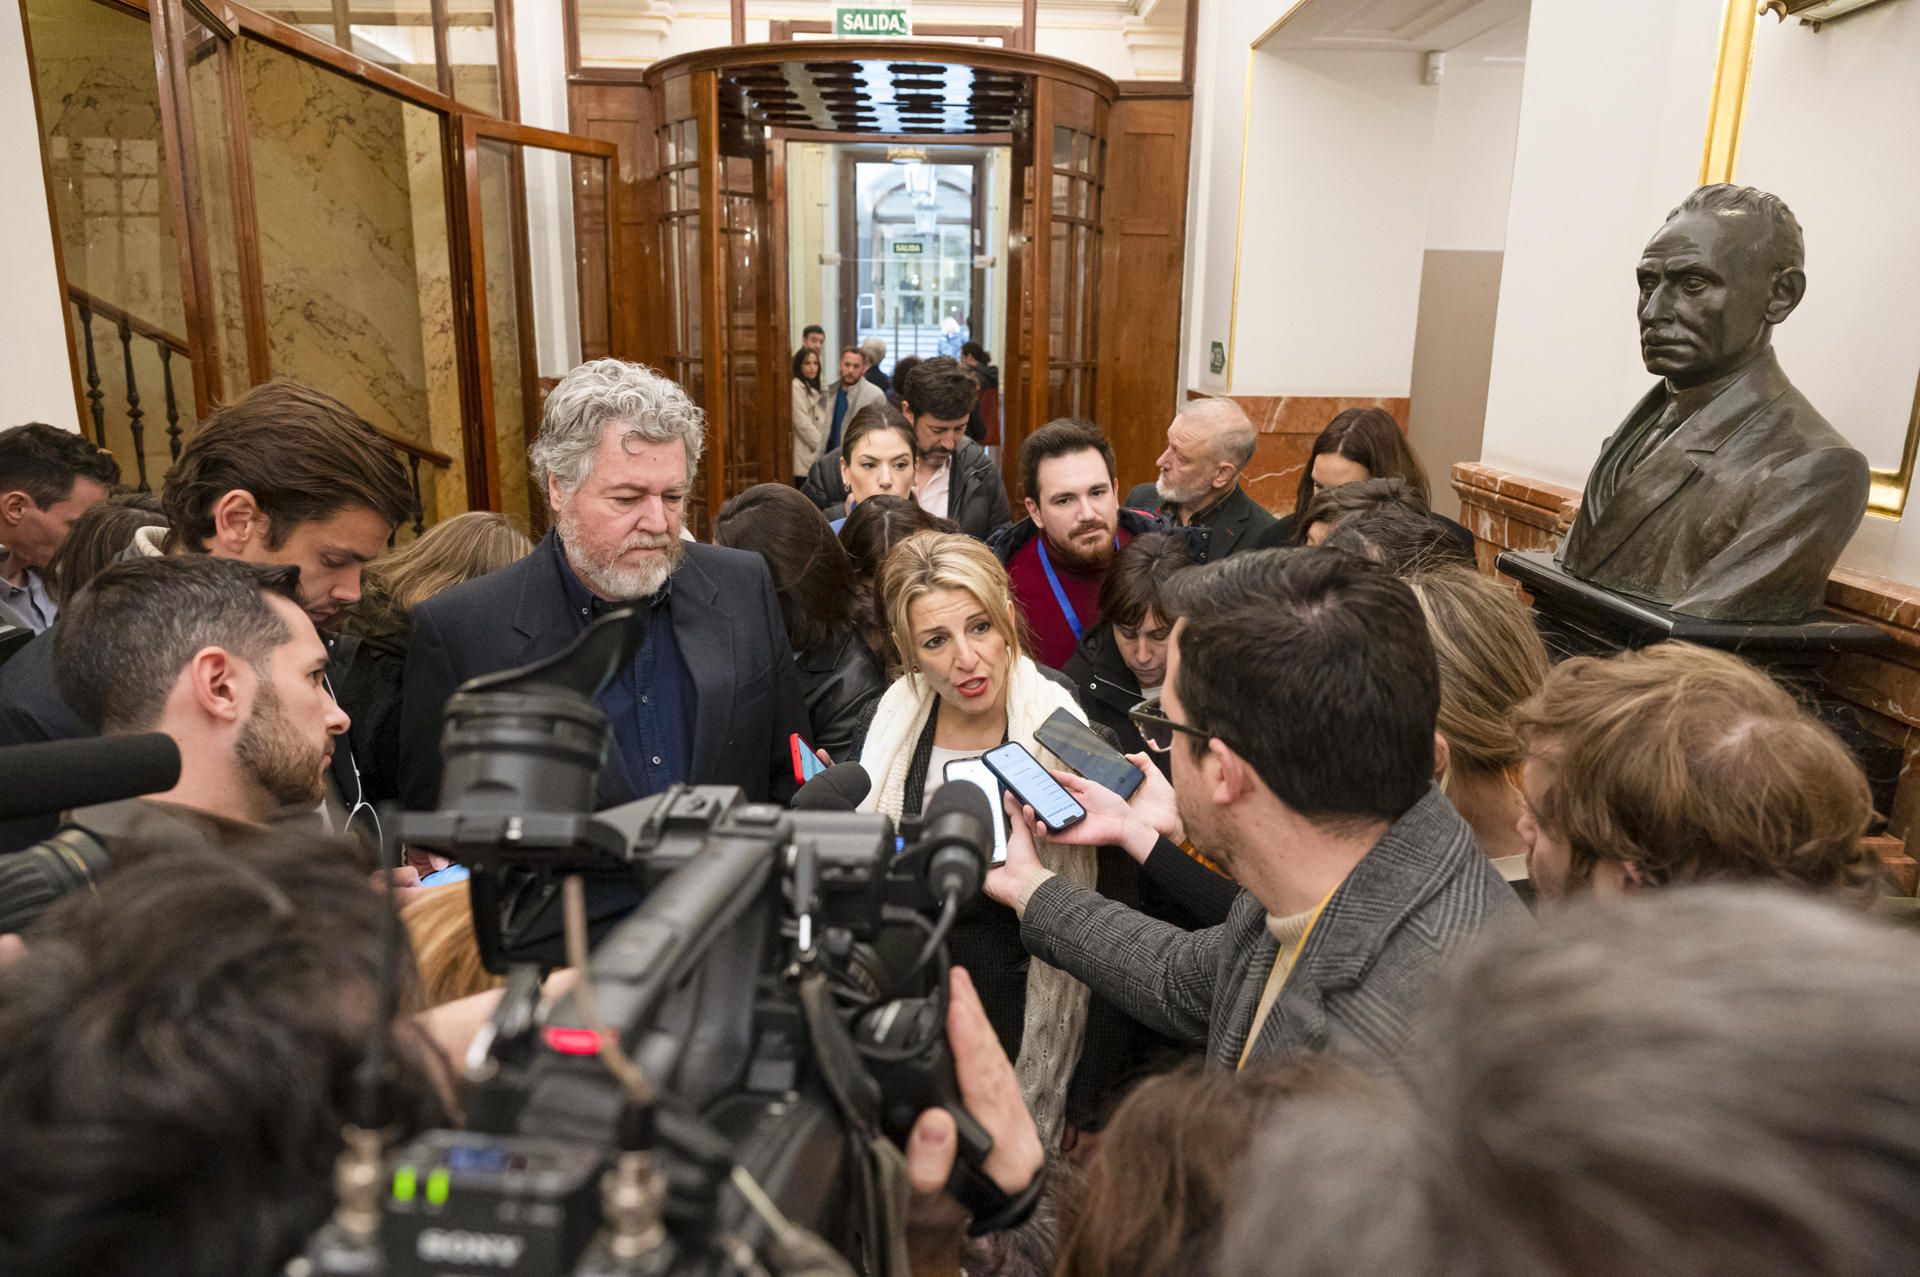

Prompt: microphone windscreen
xmin=0 ymin=733 xmax=181 ymax=821
xmin=921 ymin=779 xmax=993 ymax=849
xmin=790 ymin=762 xmax=873 ymax=812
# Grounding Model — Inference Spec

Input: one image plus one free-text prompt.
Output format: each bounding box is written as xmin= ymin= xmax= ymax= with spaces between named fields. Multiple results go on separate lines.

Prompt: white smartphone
xmin=942 ymin=758 xmax=1010 ymax=865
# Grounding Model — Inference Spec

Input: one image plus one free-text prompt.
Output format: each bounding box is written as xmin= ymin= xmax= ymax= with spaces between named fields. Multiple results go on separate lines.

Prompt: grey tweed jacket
xmin=1019 ymin=786 xmax=1528 ymax=1071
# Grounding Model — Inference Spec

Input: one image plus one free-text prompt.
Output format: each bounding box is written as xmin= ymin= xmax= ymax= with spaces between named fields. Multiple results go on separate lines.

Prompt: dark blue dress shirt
xmin=552 ymin=538 xmax=697 ymax=798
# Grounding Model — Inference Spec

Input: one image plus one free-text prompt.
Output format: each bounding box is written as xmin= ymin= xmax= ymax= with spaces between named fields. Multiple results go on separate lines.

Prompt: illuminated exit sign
xmin=836 ymin=4 xmax=910 ymax=37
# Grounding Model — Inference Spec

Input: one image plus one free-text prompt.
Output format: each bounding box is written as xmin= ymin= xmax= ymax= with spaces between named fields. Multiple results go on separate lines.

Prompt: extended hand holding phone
xmin=942 ymin=758 xmax=1010 ymax=864
xmin=790 ymin=733 xmax=827 ymax=785
xmin=1033 ymin=708 xmax=1145 ymax=800
xmin=982 ymin=741 xmax=1087 ymax=834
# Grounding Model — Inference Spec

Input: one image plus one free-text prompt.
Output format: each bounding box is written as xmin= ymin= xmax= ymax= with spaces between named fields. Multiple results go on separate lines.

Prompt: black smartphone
xmin=1034 ymin=708 xmax=1145 ymax=800
xmin=982 ymin=741 xmax=1087 ymax=833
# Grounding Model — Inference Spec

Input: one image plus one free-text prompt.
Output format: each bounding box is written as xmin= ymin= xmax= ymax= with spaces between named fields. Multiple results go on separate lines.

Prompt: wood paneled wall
xmin=1093 ymin=93 xmax=1192 ymax=493
xmin=569 ymin=81 xmax=661 ymax=368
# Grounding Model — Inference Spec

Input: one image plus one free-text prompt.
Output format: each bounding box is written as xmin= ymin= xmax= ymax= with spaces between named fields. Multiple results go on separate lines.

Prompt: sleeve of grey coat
xmin=397 ymin=603 xmax=458 ymax=811
xmin=1670 ymin=447 xmax=1871 ymax=621
xmin=1018 ymin=875 xmax=1226 ymax=1046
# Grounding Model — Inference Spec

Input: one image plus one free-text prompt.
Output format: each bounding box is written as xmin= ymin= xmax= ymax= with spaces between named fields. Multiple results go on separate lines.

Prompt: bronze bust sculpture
xmin=1559 ymin=184 xmax=1869 ymax=622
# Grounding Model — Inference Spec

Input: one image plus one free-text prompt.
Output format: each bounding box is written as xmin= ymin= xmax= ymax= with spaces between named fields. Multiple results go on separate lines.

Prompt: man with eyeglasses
xmin=985 ymin=548 xmax=1527 ymax=1073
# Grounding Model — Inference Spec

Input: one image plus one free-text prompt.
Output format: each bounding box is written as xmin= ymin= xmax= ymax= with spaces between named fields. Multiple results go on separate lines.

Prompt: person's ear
xmin=0 ymin=489 xmax=31 ymax=529
xmin=1619 ymin=861 xmax=1652 ymax=893
xmin=1766 ymin=266 xmax=1807 ymax=324
xmin=1211 ymin=456 xmax=1236 ymax=491
xmin=183 ymin=646 xmax=248 ymax=727
xmin=1432 ymin=731 xmax=1451 ymax=788
xmin=207 ymin=489 xmax=263 ymax=556
xmin=1023 ymin=497 xmax=1041 ymax=524
xmin=1208 ymin=737 xmax=1249 ymax=807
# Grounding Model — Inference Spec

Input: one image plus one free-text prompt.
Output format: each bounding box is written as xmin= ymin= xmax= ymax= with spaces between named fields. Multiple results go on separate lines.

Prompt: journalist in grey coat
xmin=1017 ymin=786 xmax=1523 ymax=1070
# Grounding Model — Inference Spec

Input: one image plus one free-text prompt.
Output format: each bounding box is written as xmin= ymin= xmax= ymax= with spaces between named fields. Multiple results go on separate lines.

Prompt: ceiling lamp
xmin=1762 ymin=0 xmax=1900 ymax=28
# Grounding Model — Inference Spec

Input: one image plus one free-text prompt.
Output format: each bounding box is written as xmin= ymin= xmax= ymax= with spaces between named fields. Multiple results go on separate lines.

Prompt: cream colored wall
xmin=1477 ymin=0 xmax=1724 ymax=489
xmin=0 ymin=0 xmax=79 ymax=433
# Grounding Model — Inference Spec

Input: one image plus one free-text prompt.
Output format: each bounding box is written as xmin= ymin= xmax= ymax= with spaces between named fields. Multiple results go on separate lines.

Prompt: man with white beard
xmin=1122 ymin=398 xmax=1276 ymax=561
xmin=398 ymin=359 xmax=807 ymax=810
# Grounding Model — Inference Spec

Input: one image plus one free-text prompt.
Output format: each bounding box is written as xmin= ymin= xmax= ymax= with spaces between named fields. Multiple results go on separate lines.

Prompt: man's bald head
xmin=1156 ymin=398 xmax=1258 ymax=507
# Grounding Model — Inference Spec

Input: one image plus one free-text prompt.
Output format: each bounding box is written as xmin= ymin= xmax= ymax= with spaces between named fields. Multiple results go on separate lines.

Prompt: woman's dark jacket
xmin=798 ymin=628 xmax=885 ymax=763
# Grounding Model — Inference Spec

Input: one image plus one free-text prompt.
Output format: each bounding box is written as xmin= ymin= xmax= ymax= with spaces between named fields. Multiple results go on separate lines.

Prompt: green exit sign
xmin=892 ymin=241 xmax=925 ymax=255
xmin=836 ymin=5 xmax=910 ymax=37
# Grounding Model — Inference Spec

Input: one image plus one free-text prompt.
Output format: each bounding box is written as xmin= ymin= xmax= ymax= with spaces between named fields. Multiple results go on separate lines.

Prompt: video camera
xmin=296 ymin=603 xmax=1023 ymax=1277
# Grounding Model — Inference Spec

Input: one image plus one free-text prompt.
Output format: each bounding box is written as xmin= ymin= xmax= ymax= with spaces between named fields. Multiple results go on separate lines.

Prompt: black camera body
xmin=297 ymin=605 xmax=1002 ymax=1277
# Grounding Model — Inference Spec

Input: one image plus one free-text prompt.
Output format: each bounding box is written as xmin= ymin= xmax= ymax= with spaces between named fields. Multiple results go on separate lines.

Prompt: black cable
xmin=887 ymin=892 xmax=958 ymax=1000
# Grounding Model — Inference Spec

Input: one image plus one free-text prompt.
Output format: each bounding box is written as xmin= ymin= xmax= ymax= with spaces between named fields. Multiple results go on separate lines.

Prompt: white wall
xmin=0 ymin=1 xmax=81 ymax=433
xmin=1477 ymin=0 xmax=1724 ymax=488
xmin=1226 ymin=48 xmax=1440 ymax=396
xmin=1425 ymin=63 xmax=1524 ymax=252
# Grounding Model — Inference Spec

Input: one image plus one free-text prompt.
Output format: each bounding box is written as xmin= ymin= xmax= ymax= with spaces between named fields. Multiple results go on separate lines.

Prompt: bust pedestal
xmin=1497 ymin=549 xmax=1899 ymax=817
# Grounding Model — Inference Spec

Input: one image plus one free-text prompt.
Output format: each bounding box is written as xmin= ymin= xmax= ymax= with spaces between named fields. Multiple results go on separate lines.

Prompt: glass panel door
xmin=851 ymin=158 xmax=979 ymax=373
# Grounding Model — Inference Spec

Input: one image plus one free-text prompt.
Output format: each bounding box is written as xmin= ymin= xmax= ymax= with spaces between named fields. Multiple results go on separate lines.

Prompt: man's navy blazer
xmin=397 ymin=534 xmax=809 ymax=812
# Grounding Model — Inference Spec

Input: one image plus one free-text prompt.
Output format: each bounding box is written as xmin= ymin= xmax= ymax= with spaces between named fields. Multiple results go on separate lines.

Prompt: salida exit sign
xmin=835 ymin=4 xmax=910 ymax=37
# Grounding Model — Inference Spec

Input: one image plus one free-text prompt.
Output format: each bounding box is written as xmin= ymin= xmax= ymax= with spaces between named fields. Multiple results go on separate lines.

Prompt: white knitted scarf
xmin=856 ymin=656 xmax=1096 ymax=1148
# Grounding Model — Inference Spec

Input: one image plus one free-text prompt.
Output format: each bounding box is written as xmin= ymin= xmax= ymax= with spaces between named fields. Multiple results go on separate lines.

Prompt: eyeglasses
xmin=1128 ymin=696 xmax=1214 ymax=754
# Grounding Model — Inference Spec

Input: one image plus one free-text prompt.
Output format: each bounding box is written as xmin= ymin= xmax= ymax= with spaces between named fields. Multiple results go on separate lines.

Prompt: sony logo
xmin=416 ymin=1228 xmax=527 ymax=1268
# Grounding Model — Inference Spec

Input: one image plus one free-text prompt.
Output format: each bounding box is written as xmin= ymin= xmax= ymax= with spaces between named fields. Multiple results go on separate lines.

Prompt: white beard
xmin=554 ymin=505 xmax=684 ymax=600
xmin=1155 ymin=473 xmax=1209 ymax=507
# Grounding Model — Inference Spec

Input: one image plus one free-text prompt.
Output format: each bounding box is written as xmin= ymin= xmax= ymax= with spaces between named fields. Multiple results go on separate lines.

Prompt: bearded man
xmin=398 ymin=359 xmax=807 ymax=810
xmin=990 ymin=418 xmax=1179 ymax=670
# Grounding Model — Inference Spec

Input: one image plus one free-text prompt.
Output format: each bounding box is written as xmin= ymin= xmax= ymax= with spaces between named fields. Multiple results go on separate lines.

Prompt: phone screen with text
xmin=983 ymin=742 xmax=1087 ymax=832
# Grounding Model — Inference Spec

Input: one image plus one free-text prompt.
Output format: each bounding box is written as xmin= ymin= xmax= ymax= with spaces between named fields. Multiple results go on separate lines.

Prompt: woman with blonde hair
xmin=1405 ymin=564 xmax=1548 ymax=861
xmin=855 ymin=531 xmax=1097 ymax=1149
xmin=403 ymin=883 xmax=503 ymax=1007
xmin=339 ymin=511 xmax=534 ymax=805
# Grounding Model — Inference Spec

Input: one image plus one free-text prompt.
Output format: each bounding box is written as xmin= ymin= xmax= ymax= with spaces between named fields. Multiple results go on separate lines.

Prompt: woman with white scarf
xmin=856 ymin=531 xmax=1097 ymax=1150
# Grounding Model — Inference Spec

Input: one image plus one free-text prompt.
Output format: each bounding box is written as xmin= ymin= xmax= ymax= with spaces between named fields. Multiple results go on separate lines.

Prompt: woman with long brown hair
xmin=1255 ymin=407 xmax=1475 ymax=555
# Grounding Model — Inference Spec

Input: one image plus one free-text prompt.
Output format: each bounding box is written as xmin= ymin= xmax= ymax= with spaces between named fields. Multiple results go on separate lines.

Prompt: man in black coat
xmin=398 ymin=360 xmax=807 ymax=811
xmin=1124 ymin=398 xmax=1276 ymax=560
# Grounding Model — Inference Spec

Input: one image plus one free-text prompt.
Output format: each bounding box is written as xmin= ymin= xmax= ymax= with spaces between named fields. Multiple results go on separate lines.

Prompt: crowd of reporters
xmin=1 ymin=352 xmax=1918 ymax=1277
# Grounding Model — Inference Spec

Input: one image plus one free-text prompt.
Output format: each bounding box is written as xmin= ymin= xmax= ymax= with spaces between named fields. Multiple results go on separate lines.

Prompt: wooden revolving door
xmin=623 ymin=42 xmax=1118 ymax=528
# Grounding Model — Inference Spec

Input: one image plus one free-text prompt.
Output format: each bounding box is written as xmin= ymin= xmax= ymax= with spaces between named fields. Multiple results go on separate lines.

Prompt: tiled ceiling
xmin=717 ymin=59 xmax=1031 ymax=135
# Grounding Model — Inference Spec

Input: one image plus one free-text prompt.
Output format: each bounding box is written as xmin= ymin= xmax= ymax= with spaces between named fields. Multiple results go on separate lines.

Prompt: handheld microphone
xmin=916 ymin=781 xmax=992 ymax=906
xmin=791 ymin=762 xmax=873 ymax=813
xmin=0 ymin=733 xmax=181 ymax=821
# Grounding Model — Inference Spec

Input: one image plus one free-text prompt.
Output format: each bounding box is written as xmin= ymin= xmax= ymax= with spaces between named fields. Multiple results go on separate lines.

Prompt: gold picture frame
xmin=1703 ymin=0 xmax=1919 ymax=518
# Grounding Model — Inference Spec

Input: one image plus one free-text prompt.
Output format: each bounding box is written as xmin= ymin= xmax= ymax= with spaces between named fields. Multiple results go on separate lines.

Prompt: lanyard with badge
xmin=1036 ymin=536 xmax=1120 ymax=642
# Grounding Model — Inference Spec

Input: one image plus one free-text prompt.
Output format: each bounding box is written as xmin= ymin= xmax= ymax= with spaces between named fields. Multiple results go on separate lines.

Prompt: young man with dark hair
xmin=0 ymin=841 xmax=448 ymax=1277
xmin=0 ymin=422 xmax=119 ymax=633
xmin=0 ymin=557 xmax=351 ymax=933
xmin=987 ymin=548 xmax=1525 ymax=1071
xmin=802 ymin=323 xmax=826 ymax=358
xmin=900 ymin=355 xmax=1006 ymax=539
xmin=0 ymin=380 xmax=411 ymax=851
xmin=988 ymin=418 xmax=1187 ymax=669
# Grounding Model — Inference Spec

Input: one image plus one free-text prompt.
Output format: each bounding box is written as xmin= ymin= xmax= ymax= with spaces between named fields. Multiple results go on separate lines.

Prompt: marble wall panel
xmin=241 ymin=41 xmax=433 ymax=448
xmin=1186 ymin=392 xmax=1410 ymax=515
xmin=28 ymin=0 xmax=184 ymax=343
xmin=399 ymin=105 xmax=464 ymax=525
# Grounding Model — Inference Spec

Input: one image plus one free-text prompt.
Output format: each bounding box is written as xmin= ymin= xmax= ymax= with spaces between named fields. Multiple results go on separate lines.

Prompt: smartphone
xmin=1034 ymin=708 xmax=1145 ymax=800
xmin=982 ymin=741 xmax=1087 ymax=833
xmin=942 ymin=758 xmax=1009 ymax=865
xmin=790 ymin=733 xmax=827 ymax=785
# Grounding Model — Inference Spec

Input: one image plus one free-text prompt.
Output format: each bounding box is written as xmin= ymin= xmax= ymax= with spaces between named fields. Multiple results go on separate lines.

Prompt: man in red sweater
xmin=989 ymin=418 xmax=1161 ymax=670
